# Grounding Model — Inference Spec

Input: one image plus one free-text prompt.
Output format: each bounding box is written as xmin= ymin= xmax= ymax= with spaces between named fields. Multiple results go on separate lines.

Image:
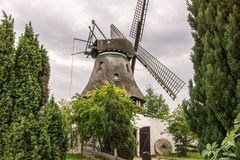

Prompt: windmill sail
xmin=111 ymin=24 xmax=126 ymax=39
xmin=110 ymin=24 xmax=185 ymax=99
xmin=129 ymin=0 xmax=149 ymax=73
xmin=136 ymin=46 xmax=185 ymax=99
xmin=129 ymin=0 xmax=149 ymax=41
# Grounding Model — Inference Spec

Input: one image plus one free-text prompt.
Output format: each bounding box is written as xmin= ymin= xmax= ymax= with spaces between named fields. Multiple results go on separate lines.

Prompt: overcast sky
xmin=1 ymin=0 xmax=194 ymax=109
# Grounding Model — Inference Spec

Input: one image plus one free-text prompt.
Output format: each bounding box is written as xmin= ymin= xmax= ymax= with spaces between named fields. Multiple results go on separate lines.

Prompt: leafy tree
xmin=40 ymin=97 xmax=69 ymax=160
xmin=184 ymin=0 xmax=240 ymax=154
xmin=166 ymin=102 xmax=196 ymax=156
xmin=202 ymin=113 xmax=240 ymax=160
xmin=58 ymin=99 xmax=72 ymax=135
xmin=58 ymin=99 xmax=78 ymax=152
xmin=143 ymin=86 xmax=169 ymax=119
xmin=73 ymin=82 xmax=136 ymax=159
xmin=0 ymin=11 xmax=15 ymax=157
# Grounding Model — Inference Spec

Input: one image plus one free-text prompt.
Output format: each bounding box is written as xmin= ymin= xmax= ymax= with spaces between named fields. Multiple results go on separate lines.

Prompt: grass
xmin=66 ymin=153 xmax=87 ymax=160
xmin=66 ymin=152 xmax=203 ymax=160
xmin=158 ymin=152 xmax=203 ymax=160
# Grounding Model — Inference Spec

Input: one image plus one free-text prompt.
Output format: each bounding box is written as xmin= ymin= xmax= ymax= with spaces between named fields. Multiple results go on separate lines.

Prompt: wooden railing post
xmin=114 ymin=148 xmax=117 ymax=160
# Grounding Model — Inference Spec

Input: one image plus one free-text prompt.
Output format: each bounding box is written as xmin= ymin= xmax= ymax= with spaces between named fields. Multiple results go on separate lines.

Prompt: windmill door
xmin=140 ymin=126 xmax=150 ymax=156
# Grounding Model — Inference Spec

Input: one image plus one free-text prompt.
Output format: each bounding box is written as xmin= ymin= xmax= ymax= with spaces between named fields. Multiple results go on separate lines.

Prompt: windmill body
xmin=81 ymin=38 xmax=144 ymax=105
xmin=72 ymin=0 xmax=185 ymax=156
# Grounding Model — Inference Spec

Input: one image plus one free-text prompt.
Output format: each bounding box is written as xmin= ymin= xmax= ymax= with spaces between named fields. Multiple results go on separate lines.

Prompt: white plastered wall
xmin=134 ymin=114 xmax=176 ymax=156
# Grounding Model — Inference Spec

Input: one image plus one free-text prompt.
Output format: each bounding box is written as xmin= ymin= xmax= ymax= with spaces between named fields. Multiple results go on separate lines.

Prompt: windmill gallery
xmin=71 ymin=0 xmax=185 ymax=156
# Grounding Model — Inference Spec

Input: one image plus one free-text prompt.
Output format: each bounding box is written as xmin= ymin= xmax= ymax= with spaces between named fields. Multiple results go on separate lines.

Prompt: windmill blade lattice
xmin=110 ymin=24 xmax=185 ymax=99
xmin=129 ymin=0 xmax=149 ymax=41
xmin=136 ymin=46 xmax=185 ymax=99
xmin=111 ymin=24 xmax=127 ymax=39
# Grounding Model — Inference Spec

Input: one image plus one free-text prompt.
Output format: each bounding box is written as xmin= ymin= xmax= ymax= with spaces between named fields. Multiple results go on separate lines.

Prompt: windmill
xmin=74 ymin=0 xmax=185 ymax=105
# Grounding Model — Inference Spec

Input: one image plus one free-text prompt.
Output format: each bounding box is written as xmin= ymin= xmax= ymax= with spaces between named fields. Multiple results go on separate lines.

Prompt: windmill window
xmin=126 ymin=64 xmax=130 ymax=72
xmin=114 ymin=73 xmax=119 ymax=80
xmin=98 ymin=62 xmax=103 ymax=70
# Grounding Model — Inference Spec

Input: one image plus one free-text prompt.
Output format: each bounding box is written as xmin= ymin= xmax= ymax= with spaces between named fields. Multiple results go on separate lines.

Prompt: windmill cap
xmin=90 ymin=38 xmax=135 ymax=59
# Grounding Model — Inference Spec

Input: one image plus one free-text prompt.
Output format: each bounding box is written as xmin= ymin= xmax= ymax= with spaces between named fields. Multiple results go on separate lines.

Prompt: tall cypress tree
xmin=39 ymin=46 xmax=50 ymax=106
xmin=3 ymin=23 xmax=53 ymax=159
xmin=0 ymin=12 xmax=15 ymax=157
xmin=13 ymin=23 xmax=43 ymax=119
xmin=3 ymin=113 xmax=51 ymax=160
xmin=184 ymin=0 xmax=240 ymax=152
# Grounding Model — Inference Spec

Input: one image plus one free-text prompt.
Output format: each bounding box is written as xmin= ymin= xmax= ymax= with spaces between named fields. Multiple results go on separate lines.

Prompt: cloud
xmin=1 ymin=0 xmax=194 ymax=109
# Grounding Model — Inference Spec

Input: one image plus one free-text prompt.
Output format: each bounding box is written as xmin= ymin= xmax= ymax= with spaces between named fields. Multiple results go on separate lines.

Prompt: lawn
xmin=66 ymin=152 xmax=203 ymax=160
xmin=66 ymin=153 xmax=87 ymax=160
xmin=158 ymin=152 xmax=203 ymax=160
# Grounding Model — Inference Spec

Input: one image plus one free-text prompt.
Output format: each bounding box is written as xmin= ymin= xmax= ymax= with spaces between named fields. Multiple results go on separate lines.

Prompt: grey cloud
xmin=1 ymin=0 xmax=194 ymax=109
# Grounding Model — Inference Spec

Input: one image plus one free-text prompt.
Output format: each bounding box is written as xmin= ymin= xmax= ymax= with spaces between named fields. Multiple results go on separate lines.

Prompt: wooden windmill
xmin=75 ymin=0 xmax=185 ymax=105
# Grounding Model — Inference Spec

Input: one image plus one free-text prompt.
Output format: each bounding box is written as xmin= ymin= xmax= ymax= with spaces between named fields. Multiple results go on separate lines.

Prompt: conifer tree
xmin=0 ymin=12 xmax=15 ymax=157
xmin=143 ymin=86 xmax=169 ymax=119
xmin=39 ymin=46 xmax=50 ymax=105
xmin=0 ymin=13 xmax=68 ymax=159
xmin=167 ymin=102 xmax=196 ymax=156
xmin=2 ymin=21 xmax=57 ymax=159
xmin=3 ymin=114 xmax=51 ymax=160
xmin=13 ymin=23 xmax=43 ymax=119
xmin=184 ymin=0 xmax=240 ymax=153
xmin=40 ymin=97 xmax=68 ymax=160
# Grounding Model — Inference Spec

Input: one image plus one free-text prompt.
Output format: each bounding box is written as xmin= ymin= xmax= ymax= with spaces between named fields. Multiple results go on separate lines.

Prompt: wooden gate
xmin=139 ymin=126 xmax=150 ymax=156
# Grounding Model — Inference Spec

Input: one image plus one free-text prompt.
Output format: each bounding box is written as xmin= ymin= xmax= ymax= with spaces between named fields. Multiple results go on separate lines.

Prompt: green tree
xmin=167 ymin=102 xmax=196 ymax=156
xmin=143 ymin=86 xmax=169 ymax=119
xmin=202 ymin=113 xmax=240 ymax=160
xmin=0 ymin=13 xmax=68 ymax=159
xmin=2 ymin=22 xmax=51 ymax=159
xmin=58 ymin=99 xmax=72 ymax=136
xmin=184 ymin=0 xmax=240 ymax=154
xmin=13 ymin=23 xmax=43 ymax=119
xmin=58 ymin=99 xmax=78 ymax=152
xmin=0 ymin=11 xmax=15 ymax=157
xmin=39 ymin=46 xmax=50 ymax=105
xmin=73 ymin=83 xmax=136 ymax=159
xmin=40 ymin=97 xmax=69 ymax=160
xmin=3 ymin=114 xmax=51 ymax=160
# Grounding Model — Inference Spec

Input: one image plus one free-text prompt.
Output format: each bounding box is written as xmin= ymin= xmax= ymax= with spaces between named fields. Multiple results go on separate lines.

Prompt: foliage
xmin=0 ymin=11 xmax=15 ymax=157
xmin=3 ymin=114 xmax=51 ymax=160
xmin=58 ymin=99 xmax=80 ymax=152
xmin=13 ymin=23 xmax=44 ymax=119
xmin=166 ymin=102 xmax=196 ymax=156
xmin=0 ymin=12 xmax=68 ymax=159
xmin=143 ymin=86 xmax=169 ymax=119
xmin=184 ymin=0 xmax=240 ymax=154
xmin=58 ymin=99 xmax=72 ymax=131
xmin=158 ymin=152 xmax=202 ymax=160
xmin=39 ymin=46 xmax=50 ymax=105
xmin=40 ymin=97 xmax=69 ymax=160
xmin=1 ymin=21 xmax=51 ymax=159
xmin=72 ymin=82 xmax=136 ymax=159
xmin=202 ymin=113 xmax=240 ymax=160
